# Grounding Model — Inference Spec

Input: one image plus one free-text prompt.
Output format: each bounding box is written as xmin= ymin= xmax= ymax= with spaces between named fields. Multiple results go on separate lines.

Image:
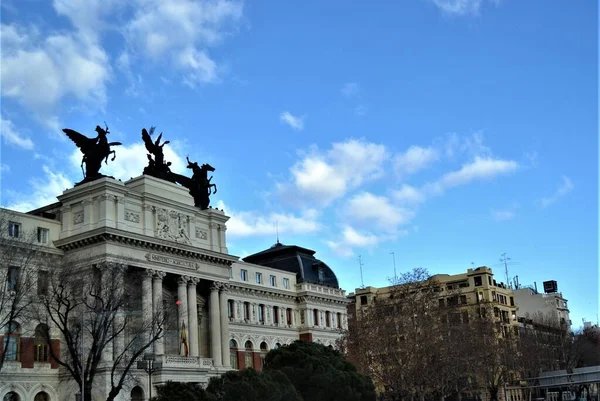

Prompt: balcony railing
xmin=159 ymin=355 xmax=214 ymax=369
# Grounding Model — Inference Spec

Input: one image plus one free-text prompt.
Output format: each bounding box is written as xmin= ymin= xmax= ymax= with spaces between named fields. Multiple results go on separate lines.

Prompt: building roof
xmin=243 ymin=242 xmax=340 ymax=288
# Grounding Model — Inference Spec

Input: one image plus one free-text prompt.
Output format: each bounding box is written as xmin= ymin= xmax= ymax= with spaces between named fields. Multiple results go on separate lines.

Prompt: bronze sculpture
xmin=172 ymin=157 xmax=217 ymax=210
xmin=63 ymin=124 xmax=122 ymax=186
xmin=141 ymin=127 xmax=175 ymax=182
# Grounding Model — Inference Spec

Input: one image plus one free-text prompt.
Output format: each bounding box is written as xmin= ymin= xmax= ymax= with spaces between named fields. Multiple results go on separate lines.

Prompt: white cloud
xmin=0 ymin=118 xmax=34 ymax=150
xmin=345 ymin=192 xmax=414 ymax=232
xmin=326 ymin=240 xmax=354 ymax=258
xmin=394 ymin=145 xmax=439 ymax=178
xmin=124 ymin=0 xmax=243 ymax=86
xmin=0 ymin=23 xmax=110 ymax=124
xmin=354 ymin=105 xmax=367 ymax=116
xmin=341 ymin=82 xmax=359 ymax=98
xmin=219 ymin=201 xmax=321 ymax=238
xmin=283 ymin=139 xmax=388 ymax=205
xmin=279 ymin=111 xmax=304 ymax=131
xmin=432 ymin=0 xmax=483 ymax=16
xmin=0 ymin=164 xmax=10 ymax=174
xmin=393 ymin=184 xmax=425 ymax=205
xmin=432 ymin=156 xmax=518 ymax=191
xmin=539 ymin=175 xmax=574 ymax=208
xmin=4 ymin=165 xmax=72 ymax=211
xmin=341 ymin=226 xmax=381 ymax=247
xmin=491 ymin=210 xmax=515 ymax=221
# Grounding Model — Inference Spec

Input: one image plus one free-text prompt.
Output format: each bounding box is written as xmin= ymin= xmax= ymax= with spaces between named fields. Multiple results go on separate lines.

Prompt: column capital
xmin=99 ymin=194 xmax=115 ymax=202
xmin=188 ymin=277 xmax=200 ymax=286
xmin=220 ymin=283 xmax=230 ymax=292
xmin=153 ymin=271 xmax=166 ymax=280
xmin=144 ymin=269 xmax=155 ymax=278
xmin=210 ymin=281 xmax=221 ymax=292
xmin=178 ymin=275 xmax=191 ymax=285
xmin=82 ymin=198 xmax=93 ymax=206
xmin=142 ymin=204 xmax=154 ymax=211
xmin=116 ymin=196 xmax=125 ymax=204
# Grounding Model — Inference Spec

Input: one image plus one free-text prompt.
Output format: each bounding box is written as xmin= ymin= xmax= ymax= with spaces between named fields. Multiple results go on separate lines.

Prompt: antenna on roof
xmin=275 ymin=220 xmax=280 ymax=244
xmin=500 ymin=253 xmax=511 ymax=288
xmin=358 ymin=255 xmax=365 ymax=289
xmin=390 ymin=252 xmax=397 ymax=281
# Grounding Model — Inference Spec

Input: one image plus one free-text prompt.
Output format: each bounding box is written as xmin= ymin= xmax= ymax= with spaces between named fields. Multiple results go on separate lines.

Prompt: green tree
xmin=264 ymin=340 xmax=376 ymax=401
xmin=206 ymin=368 xmax=301 ymax=401
xmin=152 ymin=380 xmax=212 ymax=401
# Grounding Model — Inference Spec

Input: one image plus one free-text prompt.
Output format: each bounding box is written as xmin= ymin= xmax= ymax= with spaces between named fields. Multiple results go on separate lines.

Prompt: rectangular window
xmin=287 ymin=308 xmax=293 ymax=326
xmin=37 ymin=271 xmax=49 ymax=296
xmin=461 ymin=311 xmax=469 ymax=323
xmin=240 ymin=269 xmax=248 ymax=281
xmin=488 ymin=276 xmax=492 ymax=285
xmin=35 ymin=344 xmax=49 ymax=362
xmin=313 ymin=309 xmax=319 ymax=327
xmin=256 ymin=272 xmax=262 ymax=284
xmin=273 ymin=306 xmax=279 ymax=324
xmin=258 ymin=304 xmax=264 ymax=323
xmin=361 ymin=296 xmax=368 ymax=305
xmin=6 ymin=266 xmax=20 ymax=292
xmin=269 ymin=275 xmax=276 ymax=286
xmin=228 ymin=300 xmax=234 ymax=319
xmin=460 ymin=295 xmax=467 ymax=305
xmin=337 ymin=313 xmax=342 ymax=328
xmin=8 ymin=222 xmax=20 ymax=238
xmin=325 ymin=311 xmax=331 ymax=328
xmin=474 ymin=276 xmax=482 ymax=286
xmin=5 ymin=337 xmax=19 ymax=361
xmin=283 ymin=278 xmax=289 ymax=289
xmin=37 ymin=227 xmax=49 ymax=243
xmin=244 ymin=302 xmax=250 ymax=320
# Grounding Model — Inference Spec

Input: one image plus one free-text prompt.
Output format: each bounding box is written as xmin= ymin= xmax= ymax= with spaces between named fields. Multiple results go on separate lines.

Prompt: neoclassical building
xmin=0 ymin=175 xmax=349 ymax=401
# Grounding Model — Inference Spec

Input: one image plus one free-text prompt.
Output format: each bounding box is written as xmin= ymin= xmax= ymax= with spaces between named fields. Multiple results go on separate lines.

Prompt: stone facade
xmin=0 ymin=175 xmax=349 ymax=401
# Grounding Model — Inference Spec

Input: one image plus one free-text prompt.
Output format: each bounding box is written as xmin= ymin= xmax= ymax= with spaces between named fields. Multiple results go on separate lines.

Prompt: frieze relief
xmin=156 ymin=208 xmax=191 ymax=244
xmin=73 ymin=211 xmax=84 ymax=224
xmin=195 ymin=227 xmax=208 ymax=240
xmin=125 ymin=210 xmax=140 ymax=223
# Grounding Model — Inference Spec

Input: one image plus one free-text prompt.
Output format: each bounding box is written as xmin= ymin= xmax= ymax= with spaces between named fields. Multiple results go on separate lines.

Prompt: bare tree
xmin=0 ymin=211 xmax=47 ymax=372
xmin=34 ymin=257 xmax=166 ymax=401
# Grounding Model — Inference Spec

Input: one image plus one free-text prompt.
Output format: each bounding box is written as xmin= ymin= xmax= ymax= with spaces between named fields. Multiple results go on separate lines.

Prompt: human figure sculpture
xmin=63 ymin=124 xmax=122 ymax=186
xmin=142 ymin=127 xmax=175 ymax=182
xmin=172 ymin=157 xmax=217 ymax=210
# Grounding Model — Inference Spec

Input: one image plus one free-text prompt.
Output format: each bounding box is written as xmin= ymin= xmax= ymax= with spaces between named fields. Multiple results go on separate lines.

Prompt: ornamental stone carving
xmin=156 ymin=208 xmax=191 ymax=244
xmin=125 ymin=210 xmax=140 ymax=223
xmin=73 ymin=212 xmax=84 ymax=224
xmin=195 ymin=227 xmax=208 ymax=240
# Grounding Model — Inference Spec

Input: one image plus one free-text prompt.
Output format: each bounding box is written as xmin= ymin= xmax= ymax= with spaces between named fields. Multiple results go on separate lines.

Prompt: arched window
xmin=130 ymin=386 xmax=144 ymax=401
xmin=34 ymin=392 xmax=50 ymax=401
xmin=259 ymin=341 xmax=269 ymax=368
xmin=274 ymin=342 xmax=281 ymax=350
xmin=3 ymin=321 xmax=21 ymax=361
xmin=229 ymin=340 xmax=238 ymax=369
xmin=34 ymin=324 xmax=50 ymax=362
xmin=3 ymin=392 xmax=20 ymax=401
xmin=244 ymin=340 xmax=254 ymax=369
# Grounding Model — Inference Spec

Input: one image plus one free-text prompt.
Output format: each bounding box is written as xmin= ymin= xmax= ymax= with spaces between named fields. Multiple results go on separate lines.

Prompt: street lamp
xmin=137 ymin=352 xmax=162 ymax=401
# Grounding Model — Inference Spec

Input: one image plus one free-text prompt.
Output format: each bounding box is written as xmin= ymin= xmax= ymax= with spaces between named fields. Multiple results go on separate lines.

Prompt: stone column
xmin=82 ymin=198 xmax=93 ymax=230
xmin=153 ymin=271 xmax=166 ymax=355
xmin=98 ymin=194 xmax=115 ymax=228
xmin=220 ymin=284 xmax=230 ymax=368
xmin=187 ymin=278 xmax=200 ymax=357
xmin=142 ymin=270 xmax=154 ymax=342
xmin=115 ymin=196 xmax=126 ymax=229
xmin=142 ymin=204 xmax=154 ymax=236
xmin=177 ymin=276 xmax=190 ymax=356
xmin=209 ymin=282 xmax=222 ymax=367
xmin=61 ymin=205 xmax=72 ymax=236
xmin=233 ymin=300 xmax=240 ymax=321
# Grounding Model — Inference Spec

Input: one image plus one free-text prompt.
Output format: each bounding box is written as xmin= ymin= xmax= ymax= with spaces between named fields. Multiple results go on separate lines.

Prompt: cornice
xmin=227 ymin=285 xmax=350 ymax=306
xmin=54 ymin=227 xmax=238 ymax=267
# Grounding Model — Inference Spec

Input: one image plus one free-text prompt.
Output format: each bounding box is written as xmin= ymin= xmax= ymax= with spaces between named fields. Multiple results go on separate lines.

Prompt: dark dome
xmin=243 ymin=242 xmax=340 ymax=288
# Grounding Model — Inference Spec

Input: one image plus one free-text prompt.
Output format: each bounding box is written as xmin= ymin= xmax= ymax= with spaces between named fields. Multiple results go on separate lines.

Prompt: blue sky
xmin=0 ymin=0 xmax=597 ymax=328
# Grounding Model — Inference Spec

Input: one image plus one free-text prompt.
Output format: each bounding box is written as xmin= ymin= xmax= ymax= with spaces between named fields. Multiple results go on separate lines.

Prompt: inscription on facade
xmin=73 ymin=212 xmax=84 ymax=224
xmin=125 ymin=210 xmax=140 ymax=223
xmin=195 ymin=227 xmax=208 ymax=240
xmin=156 ymin=208 xmax=191 ymax=244
xmin=145 ymin=253 xmax=198 ymax=270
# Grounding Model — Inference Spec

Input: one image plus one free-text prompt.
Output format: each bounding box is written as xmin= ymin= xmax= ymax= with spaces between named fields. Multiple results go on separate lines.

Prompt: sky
xmin=0 ymin=0 xmax=597 ymax=329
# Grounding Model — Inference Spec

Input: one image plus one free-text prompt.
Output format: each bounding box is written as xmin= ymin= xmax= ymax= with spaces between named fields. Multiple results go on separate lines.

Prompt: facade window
xmin=6 ymin=266 xmax=20 ymax=292
xmin=260 ymin=342 xmax=269 ymax=368
xmin=447 ymin=296 xmax=458 ymax=306
xmin=228 ymin=267 xmax=233 ymax=279
xmin=360 ymin=296 xmax=368 ymax=305
xmin=34 ymin=324 xmax=50 ymax=362
xmin=228 ymin=300 xmax=234 ymax=319
xmin=325 ymin=311 xmax=331 ymax=328
xmin=473 ymin=276 xmax=482 ymax=286
xmin=282 ymin=278 xmax=289 ymax=289
xmin=3 ymin=321 xmax=21 ymax=361
xmin=461 ymin=311 xmax=469 ymax=324
xmin=8 ymin=221 xmax=20 ymax=238
xmin=488 ymin=276 xmax=492 ymax=285
xmin=313 ymin=309 xmax=319 ymax=327
xmin=229 ymin=340 xmax=238 ymax=369
xmin=244 ymin=341 xmax=254 ymax=369
xmin=240 ymin=269 xmax=248 ymax=281
xmin=317 ymin=267 xmax=324 ymax=283
xmin=37 ymin=270 xmax=49 ymax=296
xmin=4 ymin=392 xmax=20 ymax=401
xmin=439 ymin=298 xmax=445 ymax=307
xmin=256 ymin=272 xmax=262 ymax=284
xmin=460 ymin=295 xmax=467 ymax=305
xmin=286 ymin=308 xmax=293 ymax=326
xmin=269 ymin=275 xmax=276 ymax=286
xmin=34 ymin=392 xmax=50 ymax=401
xmin=37 ymin=227 xmax=49 ymax=244
xmin=258 ymin=304 xmax=265 ymax=323
xmin=274 ymin=343 xmax=281 ymax=349
xmin=243 ymin=302 xmax=250 ymax=320
xmin=273 ymin=306 xmax=280 ymax=324
xmin=337 ymin=312 xmax=342 ymax=328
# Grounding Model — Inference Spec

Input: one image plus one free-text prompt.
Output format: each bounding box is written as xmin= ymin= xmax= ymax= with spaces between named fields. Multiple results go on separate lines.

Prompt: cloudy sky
xmin=0 ymin=0 xmax=597 ymax=327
